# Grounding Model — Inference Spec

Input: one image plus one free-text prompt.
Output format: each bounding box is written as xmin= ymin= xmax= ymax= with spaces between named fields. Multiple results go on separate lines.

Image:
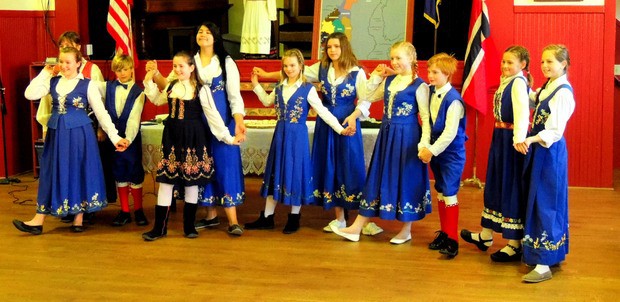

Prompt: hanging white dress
xmin=240 ymin=0 xmax=277 ymax=55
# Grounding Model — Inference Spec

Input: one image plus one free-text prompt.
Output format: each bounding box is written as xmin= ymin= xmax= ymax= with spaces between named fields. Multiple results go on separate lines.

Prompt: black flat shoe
xmin=490 ymin=244 xmax=522 ymax=262
xmin=439 ymin=237 xmax=459 ymax=258
xmin=195 ymin=216 xmax=220 ymax=230
xmin=13 ymin=219 xmax=43 ymax=235
xmin=70 ymin=225 xmax=87 ymax=233
xmin=428 ymin=230 xmax=448 ymax=250
xmin=111 ymin=211 xmax=132 ymax=227
xmin=460 ymin=229 xmax=493 ymax=252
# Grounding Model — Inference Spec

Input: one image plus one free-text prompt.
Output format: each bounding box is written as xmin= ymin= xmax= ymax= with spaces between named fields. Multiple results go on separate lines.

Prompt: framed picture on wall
xmin=311 ymin=0 xmax=414 ymax=60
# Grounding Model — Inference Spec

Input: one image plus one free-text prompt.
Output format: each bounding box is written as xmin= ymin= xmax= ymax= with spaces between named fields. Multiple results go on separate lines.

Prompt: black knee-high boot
xmin=183 ymin=202 xmax=198 ymax=238
xmin=142 ymin=205 xmax=170 ymax=241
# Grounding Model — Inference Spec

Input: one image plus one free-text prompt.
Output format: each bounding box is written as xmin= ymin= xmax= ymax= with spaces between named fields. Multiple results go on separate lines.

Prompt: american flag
xmin=107 ymin=0 xmax=135 ymax=59
xmin=461 ymin=0 xmax=499 ymax=114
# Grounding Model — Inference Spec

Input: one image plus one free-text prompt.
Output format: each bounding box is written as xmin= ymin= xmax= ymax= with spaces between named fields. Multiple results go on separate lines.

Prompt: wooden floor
xmin=1 ymin=172 xmax=619 ymax=301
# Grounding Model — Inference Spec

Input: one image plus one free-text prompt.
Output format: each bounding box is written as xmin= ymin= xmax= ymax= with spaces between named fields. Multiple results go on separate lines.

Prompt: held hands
xmin=372 ymin=64 xmax=396 ymax=78
xmin=340 ymin=125 xmax=355 ymax=136
xmin=234 ymin=114 xmax=247 ymax=136
xmin=231 ymin=133 xmax=245 ymax=145
xmin=341 ymin=114 xmax=358 ymax=135
xmin=418 ymin=147 xmax=433 ymax=164
xmin=115 ymin=138 xmax=130 ymax=152
xmin=252 ymin=67 xmax=268 ymax=78
xmin=250 ymin=71 xmax=259 ymax=87
xmin=145 ymin=60 xmax=158 ymax=73
xmin=514 ymin=138 xmax=532 ymax=155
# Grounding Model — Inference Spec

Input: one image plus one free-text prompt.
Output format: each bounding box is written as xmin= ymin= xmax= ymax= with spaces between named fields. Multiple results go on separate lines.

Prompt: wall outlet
xmin=86 ymin=44 xmax=93 ymax=56
xmin=615 ymin=64 xmax=620 ymax=76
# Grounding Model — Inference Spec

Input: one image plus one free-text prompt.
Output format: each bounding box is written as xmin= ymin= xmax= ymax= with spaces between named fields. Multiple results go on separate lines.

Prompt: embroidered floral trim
xmin=37 ymin=193 xmax=107 ymax=216
xmin=523 ymin=231 xmax=567 ymax=251
xmin=211 ymin=79 xmax=225 ymax=93
xmin=288 ymin=96 xmax=304 ymax=124
xmin=199 ymin=190 xmax=245 ymax=207
xmin=394 ymin=102 xmax=413 ymax=116
xmin=313 ymin=184 xmax=362 ymax=204
xmin=178 ymin=99 xmax=185 ymax=120
xmin=72 ymin=96 xmax=85 ymax=110
xmin=157 ymin=145 xmax=214 ymax=181
xmin=359 ymin=190 xmax=431 ymax=215
xmin=534 ymin=109 xmax=549 ymax=126
xmin=170 ymin=98 xmax=177 ymax=118
xmin=493 ymin=90 xmax=503 ymax=121
xmin=481 ymin=208 xmax=524 ymax=230
xmin=340 ymin=83 xmax=355 ymax=99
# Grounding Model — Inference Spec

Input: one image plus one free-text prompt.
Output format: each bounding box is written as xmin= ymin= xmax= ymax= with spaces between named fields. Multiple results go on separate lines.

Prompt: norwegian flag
xmin=461 ymin=0 xmax=499 ymax=114
xmin=107 ymin=0 xmax=137 ymax=63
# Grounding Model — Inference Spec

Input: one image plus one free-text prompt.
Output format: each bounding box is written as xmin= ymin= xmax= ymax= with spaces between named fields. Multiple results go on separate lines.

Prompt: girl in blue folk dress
xmin=331 ymin=42 xmax=432 ymax=244
xmin=253 ymin=32 xmax=383 ymax=236
xmin=461 ymin=46 xmax=532 ymax=262
xmin=141 ymin=51 xmax=242 ymax=241
xmin=146 ymin=22 xmax=247 ymax=236
xmin=13 ymin=47 xmax=128 ymax=235
xmin=245 ymin=48 xmax=353 ymax=234
xmin=516 ymin=44 xmax=575 ymax=283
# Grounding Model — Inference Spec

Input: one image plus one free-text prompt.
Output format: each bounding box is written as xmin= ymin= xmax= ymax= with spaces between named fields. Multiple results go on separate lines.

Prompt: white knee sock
xmin=184 ymin=186 xmax=198 ymax=204
xmin=157 ymin=183 xmax=174 ymax=206
xmin=291 ymin=206 xmax=301 ymax=214
xmin=264 ymin=195 xmax=277 ymax=216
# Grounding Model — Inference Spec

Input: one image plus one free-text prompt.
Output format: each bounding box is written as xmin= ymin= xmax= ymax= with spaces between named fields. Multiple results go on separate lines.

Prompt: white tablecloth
xmin=141 ymin=121 xmax=379 ymax=175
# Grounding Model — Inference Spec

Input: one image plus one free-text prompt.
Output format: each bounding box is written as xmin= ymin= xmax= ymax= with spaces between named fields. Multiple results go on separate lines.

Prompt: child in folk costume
xmin=13 ymin=47 xmax=128 ymax=235
xmin=245 ymin=48 xmax=354 ymax=234
xmin=102 ymin=54 xmax=149 ymax=227
xmin=37 ymin=31 xmax=109 ymax=224
xmin=516 ymin=44 xmax=575 ymax=283
xmin=146 ymin=22 xmax=247 ymax=236
xmin=141 ymin=51 xmax=243 ymax=241
xmin=461 ymin=46 xmax=532 ymax=262
xmin=252 ymin=32 xmax=383 ymax=236
xmin=419 ymin=53 xmax=467 ymax=258
xmin=331 ymin=41 xmax=432 ymax=244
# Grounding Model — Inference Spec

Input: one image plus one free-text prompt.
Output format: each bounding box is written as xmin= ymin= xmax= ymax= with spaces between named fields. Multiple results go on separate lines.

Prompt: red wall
xmin=0 ymin=1 xmax=616 ymax=187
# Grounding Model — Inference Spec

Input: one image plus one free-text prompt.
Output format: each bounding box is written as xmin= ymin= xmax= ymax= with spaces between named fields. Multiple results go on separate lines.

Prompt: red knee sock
xmin=118 ymin=186 xmax=130 ymax=213
xmin=438 ymin=200 xmax=446 ymax=232
xmin=444 ymin=204 xmax=459 ymax=241
xmin=131 ymin=187 xmax=144 ymax=210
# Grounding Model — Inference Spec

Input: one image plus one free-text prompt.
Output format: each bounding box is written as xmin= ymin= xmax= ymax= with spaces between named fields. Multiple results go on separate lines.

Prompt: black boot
xmin=244 ymin=211 xmax=275 ymax=230
xmin=439 ymin=237 xmax=459 ymax=258
xmin=142 ymin=205 xmax=170 ymax=241
xmin=282 ymin=213 xmax=301 ymax=234
xmin=183 ymin=202 xmax=199 ymax=238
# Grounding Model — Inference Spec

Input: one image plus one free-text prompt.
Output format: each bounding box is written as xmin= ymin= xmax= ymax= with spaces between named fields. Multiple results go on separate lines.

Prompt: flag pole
xmin=463 ymin=111 xmax=483 ymax=189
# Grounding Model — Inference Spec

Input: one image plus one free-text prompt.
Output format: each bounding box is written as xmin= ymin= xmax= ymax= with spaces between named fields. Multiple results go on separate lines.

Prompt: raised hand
xmin=252 ymin=67 xmax=268 ymax=78
xmin=250 ymin=71 xmax=259 ymax=87
xmin=145 ymin=60 xmax=158 ymax=73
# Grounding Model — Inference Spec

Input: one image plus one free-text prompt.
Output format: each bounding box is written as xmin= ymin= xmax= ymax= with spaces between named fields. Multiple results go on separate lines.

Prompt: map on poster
xmin=315 ymin=0 xmax=410 ymax=60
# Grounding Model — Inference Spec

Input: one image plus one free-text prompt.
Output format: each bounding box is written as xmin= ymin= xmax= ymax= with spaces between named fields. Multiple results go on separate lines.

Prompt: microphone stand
xmin=0 ymin=76 xmax=20 ymax=184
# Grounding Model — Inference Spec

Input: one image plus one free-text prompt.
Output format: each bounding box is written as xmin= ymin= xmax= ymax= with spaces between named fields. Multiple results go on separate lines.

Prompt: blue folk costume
xmin=311 ymin=67 xmax=366 ymax=209
xmin=37 ymin=77 xmax=107 ymax=216
xmin=261 ymin=82 xmax=315 ymax=205
xmin=429 ymin=87 xmax=467 ymax=197
xmin=522 ymin=82 xmax=573 ymax=266
xmin=156 ymin=80 xmax=214 ymax=186
xmin=482 ymin=76 xmax=528 ymax=239
xmin=105 ymin=81 xmax=144 ymax=184
xmin=198 ymin=73 xmax=245 ymax=207
xmin=359 ymin=76 xmax=431 ymax=222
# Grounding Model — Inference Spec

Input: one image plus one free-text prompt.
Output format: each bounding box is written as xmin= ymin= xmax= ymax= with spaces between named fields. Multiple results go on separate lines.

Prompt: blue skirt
xmin=311 ymin=115 xmax=365 ymax=210
xmin=359 ymin=121 xmax=431 ymax=222
xmin=260 ymin=121 xmax=314 ymax=206
xmin=37 ymin=121 xmax=107 ymax=216
xmin=199 ymin=123 xmax=245 ymax=207
xmin=522 ymin=139 xmax=569 ymax=266
xmin=481 ymin=128 xmax=526 ymax=239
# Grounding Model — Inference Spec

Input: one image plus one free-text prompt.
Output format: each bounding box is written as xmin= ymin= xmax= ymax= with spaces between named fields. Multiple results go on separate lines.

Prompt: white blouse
xmin=495 ymin=72 xmax=530 ymax=145
xmin=252 ymin=78 xmax=345 ymax=134
xmin=143 ymin=78 xmax=235 ymax=145
xmin=25 ymin=69 xmax=122 ymax=145
xmin=531 ymin=74 xmax=575 ymax=148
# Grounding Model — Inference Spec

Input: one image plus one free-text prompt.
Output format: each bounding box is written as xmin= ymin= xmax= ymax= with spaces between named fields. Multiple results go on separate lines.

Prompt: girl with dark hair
xmin=146 ymin=22 xmax=247 ymax=236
